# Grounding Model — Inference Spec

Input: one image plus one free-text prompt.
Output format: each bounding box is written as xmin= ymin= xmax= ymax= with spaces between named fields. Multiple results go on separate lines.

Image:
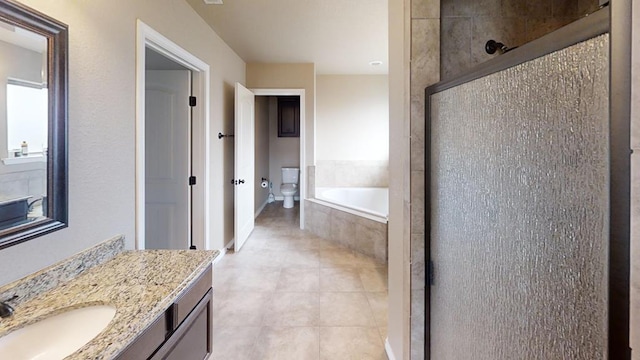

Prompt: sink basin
xmin=0 ymin=304 xmax=116 ymax=360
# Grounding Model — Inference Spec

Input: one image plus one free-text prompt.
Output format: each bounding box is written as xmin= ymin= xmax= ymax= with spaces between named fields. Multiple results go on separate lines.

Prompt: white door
xmin=234 ymin=82 xmax=255 ymax=251
xmin=145 ymin=70 xmax=191 ymax=249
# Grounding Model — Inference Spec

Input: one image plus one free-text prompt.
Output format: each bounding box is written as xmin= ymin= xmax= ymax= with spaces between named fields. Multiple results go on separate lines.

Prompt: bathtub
xmin=305 ymin=187 xmax=389 ymax=262
xmin=315 ymin=187 xmax=388 ymax=223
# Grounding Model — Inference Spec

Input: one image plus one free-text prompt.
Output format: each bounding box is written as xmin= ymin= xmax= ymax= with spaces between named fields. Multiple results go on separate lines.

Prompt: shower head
xmin=485 ymin=39 xmax=516 ymax=55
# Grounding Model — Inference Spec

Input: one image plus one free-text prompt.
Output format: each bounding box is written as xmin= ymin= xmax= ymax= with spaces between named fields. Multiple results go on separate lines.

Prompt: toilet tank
xmin=281 ymin=167 xmax=299 ymax=184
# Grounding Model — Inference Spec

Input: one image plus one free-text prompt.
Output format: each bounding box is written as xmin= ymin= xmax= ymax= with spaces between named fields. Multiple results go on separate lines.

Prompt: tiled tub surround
xmin=305 ymin=200 xmax=388 ymax=262
xmin=315 ymin=160 xmax=388 ymax=188
xmin=316 ymin=187 xmax=389 ymax=219
xmin=0 ymin=237 xmax=218 ymax=359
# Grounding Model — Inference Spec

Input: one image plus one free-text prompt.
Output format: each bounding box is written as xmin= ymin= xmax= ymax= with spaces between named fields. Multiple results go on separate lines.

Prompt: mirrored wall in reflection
xmin=0 ymin=23 xmax=48 ymax=230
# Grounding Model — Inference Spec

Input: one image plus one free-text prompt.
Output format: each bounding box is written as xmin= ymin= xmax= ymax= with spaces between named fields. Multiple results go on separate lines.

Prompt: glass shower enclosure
xmin=424 ymin=3 xmax=631 ymax=359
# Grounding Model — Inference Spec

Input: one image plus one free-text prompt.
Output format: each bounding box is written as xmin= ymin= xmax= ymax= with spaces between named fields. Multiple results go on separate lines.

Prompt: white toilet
xmin=280 ymin=167 xmax=299 ymax=209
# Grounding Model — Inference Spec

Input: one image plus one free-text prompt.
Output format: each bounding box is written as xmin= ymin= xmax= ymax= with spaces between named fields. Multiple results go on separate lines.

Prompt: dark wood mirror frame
xmin=0 ymin=0 xmax=68 ymax=249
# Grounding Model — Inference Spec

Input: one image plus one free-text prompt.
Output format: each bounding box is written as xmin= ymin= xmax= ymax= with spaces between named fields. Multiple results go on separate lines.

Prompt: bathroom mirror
xmin=0 ymin=1 xmax=68 ymax=248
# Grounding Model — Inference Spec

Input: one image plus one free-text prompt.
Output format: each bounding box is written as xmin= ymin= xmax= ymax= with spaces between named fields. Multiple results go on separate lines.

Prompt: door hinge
xmin=427 ymin=259 xmax=434 ymax=286
xmin=189 ymin=176 xmax=196 ymax=186
xmin=189 ymin=96 xmax=196 ymax=107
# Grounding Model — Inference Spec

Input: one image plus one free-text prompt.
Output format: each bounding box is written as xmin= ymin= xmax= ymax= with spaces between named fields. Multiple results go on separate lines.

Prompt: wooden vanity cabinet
xmin=115 ymin=265 xmax=213 ymax=360
xmin=151 ymin=288 xmax=212 ymax=360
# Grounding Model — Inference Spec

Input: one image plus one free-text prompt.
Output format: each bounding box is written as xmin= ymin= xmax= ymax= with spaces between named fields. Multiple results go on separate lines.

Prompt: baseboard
xmin=384 ymin=338 xmax=396 ymax=360
xmin=214 ymin=238 xmax=236 ymax=264
xmin=255 ymin=199 xmax=268 ymax=219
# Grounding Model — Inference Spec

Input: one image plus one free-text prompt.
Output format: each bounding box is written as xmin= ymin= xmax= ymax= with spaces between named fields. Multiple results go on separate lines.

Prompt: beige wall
xmin=254 ymin=95 xmax=301 ymax=202
xmin=316 ymin=75 xmax=389 ymax=161
xmin=267 ymin=97 xmax=300 ymax=198
xmin=246 ymin=63 xmax=315 ymax=169
xmin=254 ymin=96 xmax=270 ymax=213
xmin=315 ymin=75 xmax=389 ymax=189
xmin=0 ymin=0 xmax=245 ymax=285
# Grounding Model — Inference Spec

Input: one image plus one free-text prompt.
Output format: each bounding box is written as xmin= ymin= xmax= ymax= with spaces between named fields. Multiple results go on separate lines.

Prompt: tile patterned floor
xmin=212 ymin=202 xmax=389 ymax=360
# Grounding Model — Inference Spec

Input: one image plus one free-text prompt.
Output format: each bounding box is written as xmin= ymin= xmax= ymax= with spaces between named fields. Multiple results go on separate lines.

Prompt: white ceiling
xmin=0 ymin=23 xmax=46 ymax=53
xmin=185 ymin=0 xmax=388 ymax=75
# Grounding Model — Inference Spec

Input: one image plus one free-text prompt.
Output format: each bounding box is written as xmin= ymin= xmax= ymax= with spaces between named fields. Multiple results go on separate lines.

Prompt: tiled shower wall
xmin=440 ymin=0 xmax=601 ymax=80
xmin=409 ymin=0 xmax=440 ymax=358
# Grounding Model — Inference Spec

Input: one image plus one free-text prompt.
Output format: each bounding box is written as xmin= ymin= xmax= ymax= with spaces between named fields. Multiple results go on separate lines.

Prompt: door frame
xmin=251 ymin=88 xmax=306 ymax=229
xmin=135 ymin=20 xmax=211 ymax=249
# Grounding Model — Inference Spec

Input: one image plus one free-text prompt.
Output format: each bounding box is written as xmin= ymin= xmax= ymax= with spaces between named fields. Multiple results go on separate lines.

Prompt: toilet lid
xmin=281 ymin=183 xmax=297 ymax=192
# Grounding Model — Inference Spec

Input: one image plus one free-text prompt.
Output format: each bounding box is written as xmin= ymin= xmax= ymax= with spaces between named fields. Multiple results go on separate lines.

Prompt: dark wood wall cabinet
xmin=115 ymin=265 xmax=213 ymax=360
xmin=278 ymin=96 xmax=300 ymax=137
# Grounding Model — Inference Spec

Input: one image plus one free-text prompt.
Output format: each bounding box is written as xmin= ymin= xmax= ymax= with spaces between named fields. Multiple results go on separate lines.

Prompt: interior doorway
xmin=252 ymin=89 xmax=306 ymax=230
xmin=135 ymin=21 xmax=211 ymax=250
xmin=144 ymin=53 xmax=192 ymax=249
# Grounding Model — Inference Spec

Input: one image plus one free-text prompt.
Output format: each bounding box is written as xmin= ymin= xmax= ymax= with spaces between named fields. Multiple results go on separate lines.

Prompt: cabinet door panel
xmin=164 ymin=303 xmax=209 ymax=360
xmin=173 ymin=265 xmax=212 ymax=328
xmin=277 ymin=97 xmax=299 ymax=137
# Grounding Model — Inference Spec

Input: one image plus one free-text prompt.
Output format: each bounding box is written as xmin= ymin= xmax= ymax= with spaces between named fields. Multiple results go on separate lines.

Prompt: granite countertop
xmin=0 ymin=246 xmax=218 ymax=359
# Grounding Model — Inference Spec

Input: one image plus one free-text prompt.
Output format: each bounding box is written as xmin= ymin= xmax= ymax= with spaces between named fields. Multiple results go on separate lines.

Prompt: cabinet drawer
xmin=171 ymin=264 xmax=212 ymax=329
xmin=151 ymin=288 xmax=212 ymax=360
xmin=114 ymin=312 xmax=168 ymax=360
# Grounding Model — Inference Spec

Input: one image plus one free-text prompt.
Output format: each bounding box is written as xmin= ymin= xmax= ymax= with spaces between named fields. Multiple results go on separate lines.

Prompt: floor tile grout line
xmin=364 ymin=289 xmax=385 ymax=329
xmin=214 ymin=202 xmax=388 ymax=359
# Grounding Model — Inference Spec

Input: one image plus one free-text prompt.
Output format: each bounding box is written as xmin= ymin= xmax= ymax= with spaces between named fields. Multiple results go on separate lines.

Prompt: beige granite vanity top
xmin=0 ymin=248 xmax=218 ymax=359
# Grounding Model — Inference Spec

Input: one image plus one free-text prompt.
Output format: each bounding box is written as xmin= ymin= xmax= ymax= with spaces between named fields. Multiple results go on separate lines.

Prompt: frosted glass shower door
xmin=428 ymin=35 xmax=610 ymax=359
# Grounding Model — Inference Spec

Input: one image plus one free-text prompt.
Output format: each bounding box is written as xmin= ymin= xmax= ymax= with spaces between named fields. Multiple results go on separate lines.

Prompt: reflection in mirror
xmin=0 ymin=1 xmax=67 ymax=247
xmin=0 ymin=25 xmax=48 ymax=229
